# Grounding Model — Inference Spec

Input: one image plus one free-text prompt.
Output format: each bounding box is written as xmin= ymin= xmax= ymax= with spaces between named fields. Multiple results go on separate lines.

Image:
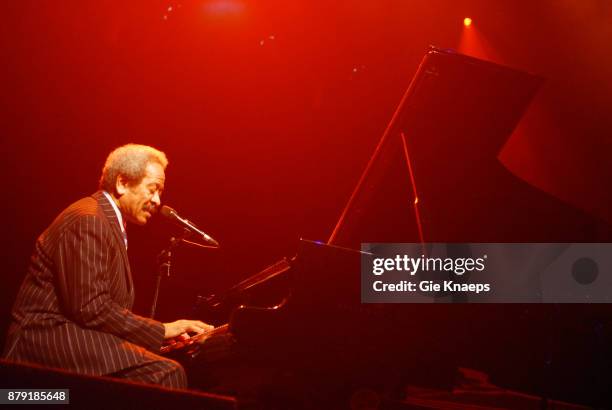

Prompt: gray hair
xmin=99 ymin=144 xmax=168 ymax=193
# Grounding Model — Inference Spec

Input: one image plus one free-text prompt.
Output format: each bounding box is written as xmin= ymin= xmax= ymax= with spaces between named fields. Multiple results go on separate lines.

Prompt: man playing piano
xmin=3 ymin=144 xmax=211 ymax=388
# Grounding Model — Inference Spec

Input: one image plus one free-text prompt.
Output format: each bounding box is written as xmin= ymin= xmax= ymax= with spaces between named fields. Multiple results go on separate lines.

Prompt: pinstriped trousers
xmin=111 ymin=356 xmax=187 ymax=389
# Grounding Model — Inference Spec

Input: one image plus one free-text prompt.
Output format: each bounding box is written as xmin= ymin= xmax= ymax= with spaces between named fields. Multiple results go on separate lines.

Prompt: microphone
xmin=160 ymin=205 xmax=220 ymax=247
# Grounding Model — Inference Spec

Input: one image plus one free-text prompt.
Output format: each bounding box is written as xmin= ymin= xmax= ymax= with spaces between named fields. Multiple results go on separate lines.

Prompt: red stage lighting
xmin=463 ymin=17 xmax=472 ymax=27
xmin=203 ymin=0 xmax=245 ymax=16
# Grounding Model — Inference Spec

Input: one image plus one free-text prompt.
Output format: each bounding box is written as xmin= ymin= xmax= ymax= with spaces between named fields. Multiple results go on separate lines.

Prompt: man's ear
xmin=115 ymin=175 xmax=129 ymax=196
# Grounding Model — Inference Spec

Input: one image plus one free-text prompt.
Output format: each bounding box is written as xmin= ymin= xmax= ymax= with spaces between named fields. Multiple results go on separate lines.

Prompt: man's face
xmin=117 ymin=162 xmax=165 ymax=225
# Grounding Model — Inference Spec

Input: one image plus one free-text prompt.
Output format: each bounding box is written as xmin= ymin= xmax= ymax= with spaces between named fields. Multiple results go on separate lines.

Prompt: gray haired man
xmin=3 ymin=144 xmax=211 ymax=388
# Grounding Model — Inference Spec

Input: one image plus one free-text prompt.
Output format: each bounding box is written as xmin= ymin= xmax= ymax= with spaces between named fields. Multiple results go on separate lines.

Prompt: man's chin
xmin=127 ymin=211 xmax=151 ymax=226
xmin=132 ymin=215 xmax=148 ymax=226
xmin=140 ymin=211 xmax=154 ymax=225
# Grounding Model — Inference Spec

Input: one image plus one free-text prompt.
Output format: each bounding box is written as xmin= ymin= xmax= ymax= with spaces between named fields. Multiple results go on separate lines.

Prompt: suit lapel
xmin=93 ymin=191 xmax=134 ymax=297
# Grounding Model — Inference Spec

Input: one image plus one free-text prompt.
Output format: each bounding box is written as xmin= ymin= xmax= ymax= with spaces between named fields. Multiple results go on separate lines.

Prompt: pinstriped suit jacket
xmin=3 ymin=191 xmax=165 ymax=376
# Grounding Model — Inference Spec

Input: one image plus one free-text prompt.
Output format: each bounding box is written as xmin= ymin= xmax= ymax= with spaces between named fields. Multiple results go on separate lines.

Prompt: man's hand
xmin=163 ymin=319 xmax=214 ymax=339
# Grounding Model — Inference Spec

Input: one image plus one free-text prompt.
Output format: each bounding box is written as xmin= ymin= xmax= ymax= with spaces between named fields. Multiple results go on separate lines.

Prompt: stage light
xmin=203 ymin=0 xmax=245 ymax=16
xmin=463 ymin=17 xmax=472 ymax=27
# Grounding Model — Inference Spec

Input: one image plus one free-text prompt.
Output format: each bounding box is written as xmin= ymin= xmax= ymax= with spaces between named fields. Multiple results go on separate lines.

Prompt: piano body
xmin=179 ymin=47 xmax=612 ymax=407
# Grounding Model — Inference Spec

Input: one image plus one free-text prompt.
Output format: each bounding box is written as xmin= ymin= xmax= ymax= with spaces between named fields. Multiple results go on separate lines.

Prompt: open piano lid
xmin=327 ymin=47 xmax=545 ymax=248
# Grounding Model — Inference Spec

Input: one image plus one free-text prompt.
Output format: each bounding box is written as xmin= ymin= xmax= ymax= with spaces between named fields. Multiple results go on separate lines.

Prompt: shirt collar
xmin=102 ymin=190 xmax=125 ymax=232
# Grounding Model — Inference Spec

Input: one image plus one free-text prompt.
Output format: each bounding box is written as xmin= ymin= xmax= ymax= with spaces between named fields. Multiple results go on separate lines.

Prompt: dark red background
xmin=1 ymin=0 xmax=611 ymax=403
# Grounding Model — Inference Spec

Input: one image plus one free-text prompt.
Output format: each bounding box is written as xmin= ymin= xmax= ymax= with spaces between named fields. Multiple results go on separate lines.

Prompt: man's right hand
xmin=163 ymin=319 xmax=213 ymax=339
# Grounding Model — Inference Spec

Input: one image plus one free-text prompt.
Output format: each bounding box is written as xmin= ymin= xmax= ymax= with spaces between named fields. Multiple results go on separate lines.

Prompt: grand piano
xmin=173 ymin=47 xmax=612 ymax=408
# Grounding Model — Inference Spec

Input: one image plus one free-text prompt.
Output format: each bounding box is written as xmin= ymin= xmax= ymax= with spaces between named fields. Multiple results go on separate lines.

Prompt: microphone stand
xmin=150 ymin=229 xmax=219 ymax=319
